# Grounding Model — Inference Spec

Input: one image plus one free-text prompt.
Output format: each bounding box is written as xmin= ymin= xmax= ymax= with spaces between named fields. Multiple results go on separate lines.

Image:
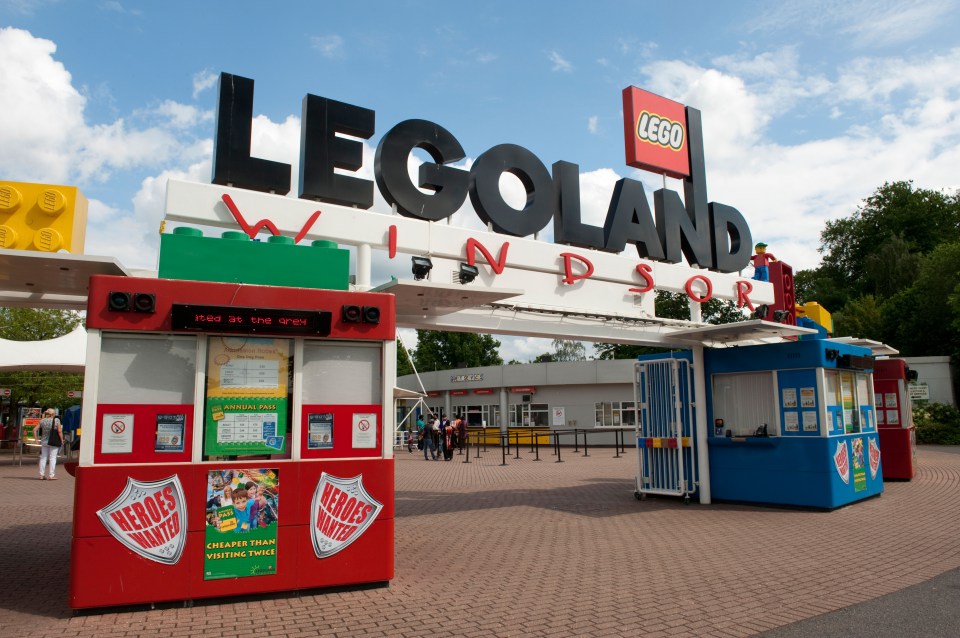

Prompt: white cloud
xmin=636 ymin=44 xmax=960 ymax=271
xmin=748 ymin=0 xmax=953 ymax=47
xmin=587 ymin=116 xmax=599 ymax=134
xmin=192 ymin=69 xmax=218 ymax=99
xmin=312 ymin=34 xmax=345 ymax=59
xmin=548 ymin=50 xmax=573 ymax=72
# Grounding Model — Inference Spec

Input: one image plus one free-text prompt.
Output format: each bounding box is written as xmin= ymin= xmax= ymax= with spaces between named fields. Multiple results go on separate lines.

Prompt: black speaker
xmin=133 ymin=293 xmax=156 ymax=313
xmin=362 ymin=306 xmax=380 ymax=324
xmin=108 ymin=291 xmax=132 ymax=312
xmin=342 ymin=304 xmax=362 ymax=322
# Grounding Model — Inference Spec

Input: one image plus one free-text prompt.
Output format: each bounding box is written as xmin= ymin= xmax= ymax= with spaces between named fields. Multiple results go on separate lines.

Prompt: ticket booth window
xmin=711 ymin=372 xmax=778 ymax=437
xmin=202 ymin=336 xmax=293 ymax=460
xmin=301 ymin=342 xmax=382 ymax=405
xmin=98 ymin=334 xmax=197 ymax=404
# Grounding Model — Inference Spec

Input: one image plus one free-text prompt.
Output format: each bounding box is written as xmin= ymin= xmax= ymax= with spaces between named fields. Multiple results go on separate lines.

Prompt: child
xmin=232 ymin=488 xmax=252 ymax=533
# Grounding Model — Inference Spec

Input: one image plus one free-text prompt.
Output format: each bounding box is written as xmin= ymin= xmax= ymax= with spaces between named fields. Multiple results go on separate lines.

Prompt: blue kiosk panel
xmin=704 ymin=339 xmax=883 ymax=509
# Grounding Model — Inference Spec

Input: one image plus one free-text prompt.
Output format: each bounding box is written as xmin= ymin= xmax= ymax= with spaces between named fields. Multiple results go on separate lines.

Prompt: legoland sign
xmin=211 ymin=73 xmax=752 ymax=275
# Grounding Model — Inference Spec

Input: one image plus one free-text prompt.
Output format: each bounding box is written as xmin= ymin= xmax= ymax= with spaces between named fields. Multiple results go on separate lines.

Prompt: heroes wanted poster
xmin=205 ymin=337 xmax=289 ymax=456
xmin=204 ymin=468 xmax=279 ymax=580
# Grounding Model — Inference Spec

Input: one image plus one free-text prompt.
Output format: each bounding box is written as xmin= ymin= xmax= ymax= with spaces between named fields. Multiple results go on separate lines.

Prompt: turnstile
xmin=633 ymin=358 xmax=697 ymax=502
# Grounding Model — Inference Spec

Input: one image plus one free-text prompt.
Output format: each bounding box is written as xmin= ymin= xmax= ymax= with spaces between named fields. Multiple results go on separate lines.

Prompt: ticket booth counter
xmin=70 ymin=274 xmax=396 ymax=609
xmin=706 ymin=340 xmax=883 ymax=509
xmin=873 ymin=358 xmax=917 ymax=480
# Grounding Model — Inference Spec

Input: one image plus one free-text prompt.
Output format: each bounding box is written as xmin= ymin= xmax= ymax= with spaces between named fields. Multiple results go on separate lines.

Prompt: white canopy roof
xmin=0 ymin=325 xmax=87 ymax=372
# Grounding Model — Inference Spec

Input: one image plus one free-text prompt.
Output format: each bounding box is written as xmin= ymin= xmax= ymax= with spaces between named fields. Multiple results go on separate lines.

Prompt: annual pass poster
xmin=204 ymin=468 xmax=279 ymax=580
xmin=205 ymin=337 xmax=289 ymax=456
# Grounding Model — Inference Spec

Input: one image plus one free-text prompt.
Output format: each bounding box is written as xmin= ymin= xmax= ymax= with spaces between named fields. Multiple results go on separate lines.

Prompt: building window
xmin=510 ymin=403 xmax=548 ymax=427
xmin=711 ymin=372 xmax=777 ymax=437
xmin=594 ymin=401 xmax=636 ymax=427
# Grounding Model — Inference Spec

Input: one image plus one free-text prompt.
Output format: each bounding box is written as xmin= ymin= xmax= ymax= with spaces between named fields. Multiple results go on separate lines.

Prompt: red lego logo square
xmin=622 ymin=87 xmax=690 ymax=179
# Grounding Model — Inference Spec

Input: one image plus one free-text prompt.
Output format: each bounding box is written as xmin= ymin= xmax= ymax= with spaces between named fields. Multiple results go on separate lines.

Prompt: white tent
xmin=0 ymin=325 xmax=87 ymax=372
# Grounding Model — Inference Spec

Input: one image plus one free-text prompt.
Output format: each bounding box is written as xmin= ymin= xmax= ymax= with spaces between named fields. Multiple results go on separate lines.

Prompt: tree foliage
xmin=803 ymin=181 xmax=960 ymax=357
xmin=409 ymin=330 xmax=502 ymax=372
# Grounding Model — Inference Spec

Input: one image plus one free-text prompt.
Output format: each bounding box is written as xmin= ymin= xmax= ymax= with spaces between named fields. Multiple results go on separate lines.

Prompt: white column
xmin=356 ymin=243 xmax=372 ymax=291
xmin=692 ymin=345 xmax=711 ymax=504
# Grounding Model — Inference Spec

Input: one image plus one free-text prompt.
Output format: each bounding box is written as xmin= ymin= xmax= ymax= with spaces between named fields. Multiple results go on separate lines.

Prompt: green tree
xmin=819 ymin=181 xmax=960 ymax=304
xmin=550 ymin=339 xmax=587 ymax=361
xmin=0 ymin=308 xmax=84 ymax=411
xmin=832 ymin=295 xmax=884 ymax=341
xmin=410 ymin=330 xmax=503 ymax=371
xmin=881 ymin=242 xmax=960 ymax=357
xmin=396 ymin=338 xmax=415 ymax=377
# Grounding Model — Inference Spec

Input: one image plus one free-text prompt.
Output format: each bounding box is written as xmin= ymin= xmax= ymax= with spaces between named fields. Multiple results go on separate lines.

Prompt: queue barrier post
xmin=500 ymin=432 xmax=508 ymax=466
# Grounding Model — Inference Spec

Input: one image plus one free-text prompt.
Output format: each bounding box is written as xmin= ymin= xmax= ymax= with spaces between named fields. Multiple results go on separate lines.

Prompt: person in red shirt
xmin=750 ymin=242 xmax=777 ymax=282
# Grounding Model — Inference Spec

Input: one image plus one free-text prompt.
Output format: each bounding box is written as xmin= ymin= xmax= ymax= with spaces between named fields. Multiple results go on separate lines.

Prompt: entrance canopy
xmin=0 ymin=325 xmax=87 ymax=372
xmin=0 ymin=248 xmax=130 ymax=310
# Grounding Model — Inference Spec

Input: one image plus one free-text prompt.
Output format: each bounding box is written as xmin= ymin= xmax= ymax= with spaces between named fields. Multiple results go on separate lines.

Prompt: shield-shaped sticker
xmin=868 ymin=437 xmax=881 ymax=479
xmin=96 ymin=475 xmax=187 ymax=565
xmin=311 ymin=473 xmax=383 ymax=559
xmin=834 ymin=441 xmax=850 ymax=485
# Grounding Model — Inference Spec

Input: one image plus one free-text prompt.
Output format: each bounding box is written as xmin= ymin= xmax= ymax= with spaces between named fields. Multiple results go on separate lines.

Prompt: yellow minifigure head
xmin=755 ymin=242 xmax=767 ymax=254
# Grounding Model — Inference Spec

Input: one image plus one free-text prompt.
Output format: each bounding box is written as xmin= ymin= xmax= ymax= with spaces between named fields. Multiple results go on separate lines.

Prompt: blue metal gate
xmin=633 ymin=358 xmax=697 ymax=502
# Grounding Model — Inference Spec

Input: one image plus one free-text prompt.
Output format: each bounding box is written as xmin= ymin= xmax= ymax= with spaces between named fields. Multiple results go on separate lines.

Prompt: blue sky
xmin=3 ymin=1 xmax=960 ymax=361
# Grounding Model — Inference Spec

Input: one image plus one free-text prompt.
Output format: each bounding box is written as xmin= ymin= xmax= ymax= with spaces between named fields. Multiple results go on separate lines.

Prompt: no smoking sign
xmin=101 ymin=413 xmax=134 ymax=454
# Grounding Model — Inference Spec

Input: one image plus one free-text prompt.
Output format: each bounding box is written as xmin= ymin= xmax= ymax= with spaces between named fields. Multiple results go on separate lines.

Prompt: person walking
xmin=37 ymin=408 xmax=63 ymax=480
xmin=422 ymin=416 xmax=437 ymax=460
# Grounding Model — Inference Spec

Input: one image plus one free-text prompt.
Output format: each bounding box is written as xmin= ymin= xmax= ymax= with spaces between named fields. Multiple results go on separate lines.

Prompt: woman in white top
xmin=37 ymin=409 xmax=63 ymax=480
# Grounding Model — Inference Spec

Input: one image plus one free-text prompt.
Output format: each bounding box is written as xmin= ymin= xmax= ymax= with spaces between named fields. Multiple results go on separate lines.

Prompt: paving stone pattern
xmin=2 ymin=444 xmax=959 ymax=637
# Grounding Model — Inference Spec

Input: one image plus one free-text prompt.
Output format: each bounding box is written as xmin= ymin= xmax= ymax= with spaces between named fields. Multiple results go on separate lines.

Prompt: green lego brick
xmin=158 ymin=230 xmax=350 ymax=290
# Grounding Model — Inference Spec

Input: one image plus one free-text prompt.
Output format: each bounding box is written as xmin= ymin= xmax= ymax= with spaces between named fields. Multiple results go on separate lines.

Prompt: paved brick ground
xmin=2 ymin=444 xmax=959 ymax=637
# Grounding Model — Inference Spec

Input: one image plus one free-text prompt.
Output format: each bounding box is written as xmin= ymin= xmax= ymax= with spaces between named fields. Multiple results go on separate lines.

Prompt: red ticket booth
xmin=873 ymin=358 xmax=917 ymax=480
xmin=70 ymin=274 xmax=396 ymax=609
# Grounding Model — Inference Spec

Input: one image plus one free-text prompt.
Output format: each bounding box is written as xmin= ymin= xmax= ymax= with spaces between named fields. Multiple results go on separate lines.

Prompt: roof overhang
xmin=0 ymin=249 xmax=131 ymax=310
xmin=668 ymin=319 xmax=817 ymax=347
xmin=828 ymin=336 xmax=900 ymax=356
xmin=371 ymin=279 xmax=524 ymax=318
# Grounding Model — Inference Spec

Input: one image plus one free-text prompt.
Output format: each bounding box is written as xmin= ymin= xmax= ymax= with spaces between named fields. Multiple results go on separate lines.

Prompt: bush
xmin=913 ymin=402 xmax=960 ymax=445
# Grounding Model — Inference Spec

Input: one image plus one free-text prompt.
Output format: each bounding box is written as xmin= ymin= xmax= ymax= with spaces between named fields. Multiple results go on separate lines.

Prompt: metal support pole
xmin=554 ymin=431 xmax=563 ymax=463
xmin=582 ymin=429 xmax=589 ymax=457
xmin=463 ymin=431 xmax=471 ymax=464
xmin=500 ymin=433 xmax=508 ymax=466
xmin=514 ymin=430 xmax=521 ymax=459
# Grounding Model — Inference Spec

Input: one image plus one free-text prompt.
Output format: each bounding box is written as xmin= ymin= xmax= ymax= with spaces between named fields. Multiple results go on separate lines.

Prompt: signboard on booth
xmin=101 ymin=413 xmax=134 ymax=454
xmin=204 ymin=337 xmax=289 ymax=456
xmin=204 ymin=468 xmax=279 ymax=580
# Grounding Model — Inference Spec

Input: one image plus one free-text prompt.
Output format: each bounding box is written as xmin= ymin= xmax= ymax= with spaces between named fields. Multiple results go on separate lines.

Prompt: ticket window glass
xmin=99 ymin=334 xmax=197 ymax=404
xmin=481 ymin=404 xmax=499 ymax=428
xmin=825 ymin=370 xmax=871 ymax=434
xmin=510 ymin=403 xmax=548 ymax=427
xmin=594 ymin=401 xmax=636 ymax=427
xmin=202 ymin=336 xmax=293 ymax=460
xmin=300 ymin=341 xmax=383 ymax=456
xmin=97 ymin=334 xmax=197 ymax=460
xmin=711 ymin=372 xmax=778 ymax=437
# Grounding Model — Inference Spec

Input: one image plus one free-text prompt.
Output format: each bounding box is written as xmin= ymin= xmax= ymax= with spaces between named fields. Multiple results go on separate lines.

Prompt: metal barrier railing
xmin=454 ymin=427 xmax=632 ymax=466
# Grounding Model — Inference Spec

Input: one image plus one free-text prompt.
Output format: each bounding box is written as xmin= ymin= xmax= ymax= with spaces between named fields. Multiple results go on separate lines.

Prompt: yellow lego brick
xmin=0 ymin=181 xmax=88 ymax=253
xmin=799 ymin=302 xmax=833 ymax=334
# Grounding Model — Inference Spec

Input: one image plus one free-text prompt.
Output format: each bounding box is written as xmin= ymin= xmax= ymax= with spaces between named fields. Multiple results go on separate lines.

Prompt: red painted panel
xmin=299 ymin=404 xmax=383 ymax=459
xmin=70 ymin=534 xmax=194 ymax=609
xmin=878 ymin=427 xmax=916 ymax=480
xmin=86 ymin=275 xmax=395 ymax=340
xmin=295 ymin=518 xmax=394 ymax=589
xmin=93 ymin=404 xmax=193 ymax=465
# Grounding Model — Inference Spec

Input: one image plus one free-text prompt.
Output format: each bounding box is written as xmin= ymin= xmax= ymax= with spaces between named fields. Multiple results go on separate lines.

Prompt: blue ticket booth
xmin=705 ymin=339 xmax=883 ymax=508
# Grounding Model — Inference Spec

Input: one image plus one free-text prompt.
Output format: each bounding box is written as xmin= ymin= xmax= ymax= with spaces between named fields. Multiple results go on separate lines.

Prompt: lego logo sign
xmin=622 ymin=87 xmax=690 ymax=178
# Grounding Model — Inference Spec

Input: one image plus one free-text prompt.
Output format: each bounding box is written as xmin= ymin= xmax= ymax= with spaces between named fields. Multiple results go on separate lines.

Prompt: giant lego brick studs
xmin=158 ymin=227 xmax=350 ymax=290
xmin=0 ymin=181 xmax=89 ymax=253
